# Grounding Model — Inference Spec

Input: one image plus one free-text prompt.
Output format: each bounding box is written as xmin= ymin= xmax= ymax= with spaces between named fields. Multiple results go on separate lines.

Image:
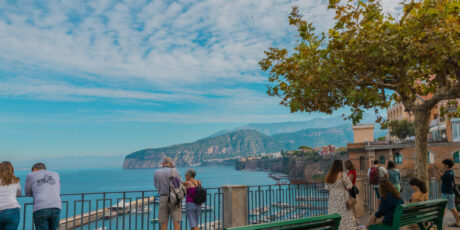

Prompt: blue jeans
xmin=442 ymin=193 xmax=456 ymax=210
xmin=373 ymin=187 xmax=381 ymax=199
xmin=0 ymin=208 xmax=20 ymax=230
xmin=33 ymin=208 xmax=60 ymax=230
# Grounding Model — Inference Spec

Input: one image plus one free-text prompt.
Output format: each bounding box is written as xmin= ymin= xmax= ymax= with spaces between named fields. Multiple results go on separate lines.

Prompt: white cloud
xmin=0 ymin=0 xmax=401 ymax=124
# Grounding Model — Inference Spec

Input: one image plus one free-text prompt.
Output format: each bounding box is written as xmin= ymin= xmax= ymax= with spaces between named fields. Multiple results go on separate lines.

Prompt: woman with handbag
xmin=325 ymin=160 xmax=356 ymax=230
xmin=344 ymin=160 xmax=360 ymax=226
xmin=366 ymin=180 xmax=404 ymax=227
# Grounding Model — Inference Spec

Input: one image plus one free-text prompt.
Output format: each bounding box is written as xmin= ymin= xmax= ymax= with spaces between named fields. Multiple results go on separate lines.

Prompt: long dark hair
xmin=409 ymin=178 xmax=427 ymax=193
xmin=325 ymin=160 xmax=343 ymax=184
xmin=387 ymin=161 xmax=396 ymax=170
xmin=0 ymin=161 xmax=19 ymax=186
xmin=379 ymin=180 xmax=402 ymax=200
xmin=344 ymin=160 xmax=356 ymax=171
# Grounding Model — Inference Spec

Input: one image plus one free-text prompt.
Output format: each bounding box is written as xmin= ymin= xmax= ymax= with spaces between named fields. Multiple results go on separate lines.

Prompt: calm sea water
xmin=14 ymin=166 xmax=276 ymax=194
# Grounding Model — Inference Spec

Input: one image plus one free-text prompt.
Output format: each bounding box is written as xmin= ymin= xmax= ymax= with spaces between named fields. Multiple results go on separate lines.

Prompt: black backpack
xmin=191 ymin=181 xmax=207 ymax=204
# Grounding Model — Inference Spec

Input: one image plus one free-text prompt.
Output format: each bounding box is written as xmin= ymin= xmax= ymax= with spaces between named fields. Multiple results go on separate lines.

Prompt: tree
xmin=260 ymin=0 xmax=459 ymax=183
xmin=388 ymin=120 xmax=416 ymax=140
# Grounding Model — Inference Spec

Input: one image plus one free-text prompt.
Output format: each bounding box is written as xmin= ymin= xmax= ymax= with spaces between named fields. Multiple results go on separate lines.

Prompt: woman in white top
xmin=0 ymin=161 xmax=21 ymax=230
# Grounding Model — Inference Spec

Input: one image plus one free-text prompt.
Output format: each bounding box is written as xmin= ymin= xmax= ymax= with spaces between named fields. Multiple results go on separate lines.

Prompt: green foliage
xmin=377 ymin=136 xmax=386 ymax=141
xmin=388 ymin=120 xmax=415 ymax=140
xmin=260 ymin=0 xmax=460 ymax=124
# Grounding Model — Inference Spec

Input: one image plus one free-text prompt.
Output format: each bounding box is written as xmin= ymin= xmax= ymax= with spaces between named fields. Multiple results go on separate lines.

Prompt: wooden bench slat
xmin=369 ymin=199 xmax=447 ymax=230
xmin=225 ymin=214 xmax=341 ymax=230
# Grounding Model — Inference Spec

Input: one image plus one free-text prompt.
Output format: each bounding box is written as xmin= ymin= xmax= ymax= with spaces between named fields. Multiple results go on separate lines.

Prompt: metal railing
xmin=18 ymin=183 xmax=335 ymax=229
xmin=246 ymin=183 xmax=328 ymax=225
xmin=363 ymin=179 xmax=441 ymax=214
xmin=18 ymin=188 xmax=223 ymax=230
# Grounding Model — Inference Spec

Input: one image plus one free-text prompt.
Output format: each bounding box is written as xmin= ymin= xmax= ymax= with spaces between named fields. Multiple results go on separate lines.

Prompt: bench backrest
xmin=392 ymin=199 xmax=447 ymax=229
xmin=225 ymin=214 xmax=341 ymax=230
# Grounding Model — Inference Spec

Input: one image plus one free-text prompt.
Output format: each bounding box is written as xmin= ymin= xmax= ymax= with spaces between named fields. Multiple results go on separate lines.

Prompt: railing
xmin=18 ymin=183 xmax=332 ymax=230
xmin=363 ymin=179 xmax=441 ymax=214
xmin=246 ymin=183 xmax=328 ymax=225
xmin=18 ymin=188 xmax=223 ymax=230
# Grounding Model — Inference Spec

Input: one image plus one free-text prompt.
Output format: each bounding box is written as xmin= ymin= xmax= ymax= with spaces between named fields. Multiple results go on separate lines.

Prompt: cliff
xmin=123 ymin=129 xmax=286 ymax=168
xmin=235 ymin=153 xmax=348 ymax=181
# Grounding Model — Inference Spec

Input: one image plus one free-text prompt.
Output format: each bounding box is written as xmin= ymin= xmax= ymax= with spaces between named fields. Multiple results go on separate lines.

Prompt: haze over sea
xmin=14 ymin=166 xmax=276 ymax=194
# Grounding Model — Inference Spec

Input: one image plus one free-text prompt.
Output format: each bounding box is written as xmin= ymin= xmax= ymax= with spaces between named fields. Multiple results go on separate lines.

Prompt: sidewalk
xmin=359 ymin=211 xmax=460 ymax=229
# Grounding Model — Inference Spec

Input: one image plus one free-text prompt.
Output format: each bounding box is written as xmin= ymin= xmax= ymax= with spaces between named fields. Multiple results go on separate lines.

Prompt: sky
xmin=0 ymin=0 xmax=402 ymax=161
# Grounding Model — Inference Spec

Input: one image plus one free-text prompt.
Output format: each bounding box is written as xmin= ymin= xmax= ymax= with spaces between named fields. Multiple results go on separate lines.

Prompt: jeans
xmin=33 ymin=208 xmax=60 ymax=230
xmin=373 ymin=187 xmax=380 ymax=199
xmin=0 ymin=208 xmax=20 ymax=230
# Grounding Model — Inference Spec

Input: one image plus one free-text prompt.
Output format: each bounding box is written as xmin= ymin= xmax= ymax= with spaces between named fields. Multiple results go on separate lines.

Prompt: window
xmin=359 ymin=157 xmax=366 ymax=171
xmin=394 ymin=153 xmax=402 ymax=164
xmin=379 ymin=156 xmax=385 ymax=165
xmin=453 ymin=123 xmax=460 ymax=142
xmin=428 ymin=152 xmax=435 ymax=164
xmin=455 ymin=152 xmax=460 ymax=164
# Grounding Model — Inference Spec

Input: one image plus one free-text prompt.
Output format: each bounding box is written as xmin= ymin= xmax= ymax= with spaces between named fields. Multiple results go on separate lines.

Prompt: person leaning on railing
xmin=0 ymin=161 xmax=22 ymax=230
xmin=25 ymin=163 xmax=62 ymax=230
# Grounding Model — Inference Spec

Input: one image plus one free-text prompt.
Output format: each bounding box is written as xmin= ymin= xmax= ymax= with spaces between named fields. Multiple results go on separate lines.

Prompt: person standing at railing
xmin=25 ymin=163 xmax=61 ymax=230
xmin=434 ymin=159 xmax=460 ymax=228
xmin=344 ymin=160 xmax=362 ymax=228
xmin=183 ymin=169 xmax=202 ymax=230
xmin=154 ymin=157 xmax=183 ymax=230
xmin=0 ymin=161 xmax=22 ymax=230
xmin=325 ymin=160 xmax=356 ymax=230
xmin=367 ymin=160 xmax=389 ymax=199
xmin=387 ymin=161 xmax=401 ymax=192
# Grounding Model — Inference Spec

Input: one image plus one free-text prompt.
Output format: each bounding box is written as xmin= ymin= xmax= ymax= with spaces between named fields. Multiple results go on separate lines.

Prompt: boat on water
xmin=271 ymin=202 xmax=290 ymax=208
xmin=249 ymin=206 xmax=270 ymax=216
xmin=295 ymin=196 xmax=328 ymax=201
xmin=181 ymin=202 xmax=212 ymax=212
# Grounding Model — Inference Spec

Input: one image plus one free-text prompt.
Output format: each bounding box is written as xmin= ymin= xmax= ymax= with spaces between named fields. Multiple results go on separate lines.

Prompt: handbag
xmin=342 ymin=175 xmax=356 ymax=210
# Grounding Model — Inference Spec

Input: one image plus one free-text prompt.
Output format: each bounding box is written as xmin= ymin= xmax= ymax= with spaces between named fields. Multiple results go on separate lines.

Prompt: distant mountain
xmin=210 ymin=116 xmax=349 ymax=137
xmin=123 ymin=121 xmax=387 ymax=168
xmin=210 ymin=113 xmax=386 ymax=137
xmin=273 ymin=125 xmax=353 ymax=149
xmin=123 ymin=129 xmax=286 ymax=169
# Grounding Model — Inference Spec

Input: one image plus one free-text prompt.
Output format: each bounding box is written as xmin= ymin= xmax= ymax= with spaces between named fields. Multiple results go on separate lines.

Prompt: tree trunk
xmin=414 ymin=109 xmax=431 ymax=184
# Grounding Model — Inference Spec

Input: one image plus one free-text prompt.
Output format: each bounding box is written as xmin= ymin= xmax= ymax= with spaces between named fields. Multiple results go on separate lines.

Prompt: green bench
xmin=225 ymin=214 xmax=341 ymax=230
xmin=368 ymin=199 xmax=447 ymax=230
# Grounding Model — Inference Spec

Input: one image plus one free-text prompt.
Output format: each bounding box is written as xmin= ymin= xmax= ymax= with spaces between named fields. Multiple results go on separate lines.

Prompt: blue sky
xmin=0 ymin=0 xmax=401 ymax=161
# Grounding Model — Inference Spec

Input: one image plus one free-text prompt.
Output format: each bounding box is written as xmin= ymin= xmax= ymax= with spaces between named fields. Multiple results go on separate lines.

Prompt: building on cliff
xmin=348 ymin=98 xmax=460 ymax=178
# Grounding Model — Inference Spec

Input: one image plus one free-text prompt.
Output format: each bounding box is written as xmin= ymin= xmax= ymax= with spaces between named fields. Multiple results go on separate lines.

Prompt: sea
xmin=14 ymin=166 xmax=276 ymax=194
xmin=14 ymin=166 xmax=287 ymax=229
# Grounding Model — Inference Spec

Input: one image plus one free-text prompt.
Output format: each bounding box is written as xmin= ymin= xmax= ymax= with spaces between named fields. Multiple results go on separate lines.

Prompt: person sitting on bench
xmin=366 ymin=180 xmax=404 ymax=227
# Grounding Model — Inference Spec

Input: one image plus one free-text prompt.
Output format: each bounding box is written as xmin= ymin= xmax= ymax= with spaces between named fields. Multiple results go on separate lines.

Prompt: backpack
xmin=369 ymin=167 xmax=379 ymax=185
xmin=168 ymin=169 xmax=186 ymax=207
xmin=191 ymin=181 xmax=207 ymax=204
